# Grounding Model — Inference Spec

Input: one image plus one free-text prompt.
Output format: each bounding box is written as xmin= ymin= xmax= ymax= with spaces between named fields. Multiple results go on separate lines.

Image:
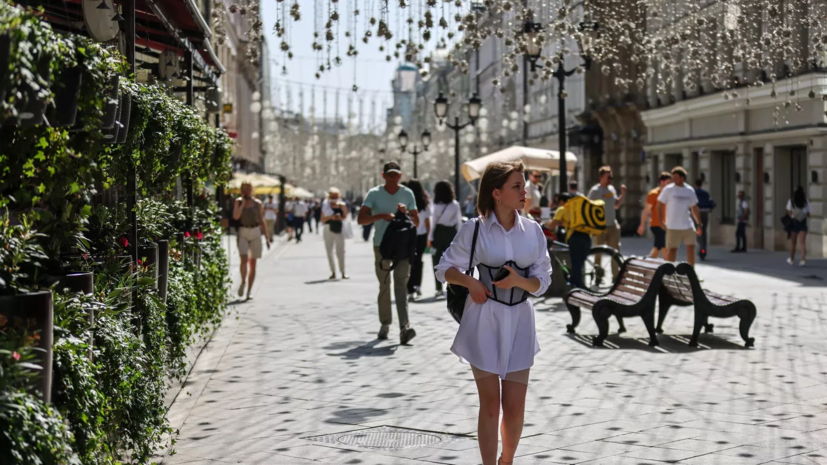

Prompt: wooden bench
xmin=658 ymin=262 xmax=756 ymax=348
xmin=565 ymin=258 xmax=676 ymax=347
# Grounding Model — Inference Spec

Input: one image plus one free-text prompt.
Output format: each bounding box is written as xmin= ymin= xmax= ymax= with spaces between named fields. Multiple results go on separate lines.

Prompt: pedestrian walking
xmin=292 ymin=197 xmax=308 ymax=242
xmin=232 ymin=182 xmax=271 ymax=300
xmin=588 ymin=166 xmax=626 ymax=276
xmin=546 ymin=192 xmax=596 ymax=289
xmin=321 ymin=188 xmax=349 ymax=279
xmin=263 ymin=195 xmax=279 ymax=241
xmin=305 ymin=199 xmax=314 ymax=234
xmin=637 ymin=172 xmax=672 ymax=258
xmin=403 ymin=180 xmax=431 ymax=300
xmin=357 ymin=162 xmax=420 ymax=344
xmin=658 ymin=167 xmax=703 ymax=266
xmin=733 ymin=190 xmax=749 ymax=253
xmin=694 ymin=179 xmax=716 ymax=259
xmin=568 ymin=180 xmax=583 ymax=196
xmin=464 ymin=194 xmax=477 ymax=219
xmin=435 ymin=160 xmax=551 ymax=465
xmin=285 ymin=197 xmax=295 ymax=241
xmin=430 ymin=180 xmax=463 ymax=298
xmin=313 ymin=199 xmax=322 ymax=234
xmin=524 ymin=170 xmax=543 ymax=219
xmin=786 ymin=186 xmax=810 ymax=266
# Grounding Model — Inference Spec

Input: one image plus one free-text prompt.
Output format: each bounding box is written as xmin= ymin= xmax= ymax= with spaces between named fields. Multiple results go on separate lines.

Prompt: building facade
xmin=640 ymin=2 xmax=826 ymax=257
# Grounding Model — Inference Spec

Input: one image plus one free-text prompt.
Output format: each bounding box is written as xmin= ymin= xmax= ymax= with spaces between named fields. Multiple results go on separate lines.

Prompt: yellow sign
xmin=222 ymin=103 xmax=233 ymax=114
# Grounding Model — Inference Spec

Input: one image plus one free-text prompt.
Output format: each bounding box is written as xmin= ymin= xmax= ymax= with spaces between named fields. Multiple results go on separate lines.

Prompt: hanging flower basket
xmin=48 ymin=64 xmax=83 ymax=128
xmin=16 ymin=55 xmax=51 ymax=127
xmin=138 ymin=243 xmax=159 ymax=289
xmin=0 ymin=290 xmax=55 ymax=403
xmin=99 ymin=75 xmax=119 ymax=130
xmin=101 ymin=93 xmax=122 ymax=142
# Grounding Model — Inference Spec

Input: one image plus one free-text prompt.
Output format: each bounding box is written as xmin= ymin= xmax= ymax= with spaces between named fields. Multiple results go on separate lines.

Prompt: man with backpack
xmin=358 ymin=162 xmax=420 ymax=344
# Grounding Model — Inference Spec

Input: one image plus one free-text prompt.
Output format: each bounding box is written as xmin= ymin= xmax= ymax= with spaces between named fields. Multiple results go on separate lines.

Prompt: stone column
xmin=735 ymin=143 xmax=753 ymax=248
xmin=808 ymin=138 xmax=826 ymax=257
xmin=763 ymin=144 xmax=775 ymax=251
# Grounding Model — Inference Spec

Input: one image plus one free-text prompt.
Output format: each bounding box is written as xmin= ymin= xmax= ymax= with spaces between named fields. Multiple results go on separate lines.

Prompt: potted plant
xmin=48 ymin=64 xmax=82 ymax=128
xmin=0 ymin=213 xmax=54 ymax=403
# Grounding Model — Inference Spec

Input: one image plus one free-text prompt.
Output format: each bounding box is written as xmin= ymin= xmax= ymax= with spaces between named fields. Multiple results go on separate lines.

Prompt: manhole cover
xmin=304 ymin=426 xmax=464 ymax=451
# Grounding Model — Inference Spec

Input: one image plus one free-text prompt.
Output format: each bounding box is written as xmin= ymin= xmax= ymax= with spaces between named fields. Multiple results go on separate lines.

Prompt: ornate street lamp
xmin=550 ymin=21 xmax=598 ymax=193
xmin=523 ymin=21 xmax=543 ymax=72
xmin=398 ymin=128 xmax=431 ymax=178
xmin=434 ymin=93 xmax=482 ymax=193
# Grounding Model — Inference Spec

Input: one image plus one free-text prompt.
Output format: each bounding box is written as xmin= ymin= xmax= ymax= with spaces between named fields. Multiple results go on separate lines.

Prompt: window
xmin=720 ymin=152 xmax=736 ymax=224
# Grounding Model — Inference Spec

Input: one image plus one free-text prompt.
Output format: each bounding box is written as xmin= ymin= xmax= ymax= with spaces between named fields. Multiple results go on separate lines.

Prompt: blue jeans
xmin=567 ymin=232 xmax=591 ymax=289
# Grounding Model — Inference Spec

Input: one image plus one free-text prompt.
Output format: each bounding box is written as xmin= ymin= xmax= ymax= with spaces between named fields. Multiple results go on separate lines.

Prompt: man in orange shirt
xmin=637 ymin=172 xmax=672 ymax=258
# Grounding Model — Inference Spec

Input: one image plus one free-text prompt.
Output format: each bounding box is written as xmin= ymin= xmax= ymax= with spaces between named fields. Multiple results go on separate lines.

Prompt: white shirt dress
xmin=435 ymin=212 xmax=552 ymax=379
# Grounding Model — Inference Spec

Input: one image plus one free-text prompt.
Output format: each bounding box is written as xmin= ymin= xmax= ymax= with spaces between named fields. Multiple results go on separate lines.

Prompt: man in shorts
xmin=588 ymin=166 xmax=626 ymax=276
xmin=658 ymin=167 xmax=703 ymax=266
xmin=637 ymin=172 xmax=672 ymax=258
xmin=232 ymin=183 xmax=271 ymax=299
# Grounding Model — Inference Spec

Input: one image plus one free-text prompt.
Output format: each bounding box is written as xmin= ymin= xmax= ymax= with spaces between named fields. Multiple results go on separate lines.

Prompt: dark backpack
xmin=378 ymin=211 xmax=417 ymax=271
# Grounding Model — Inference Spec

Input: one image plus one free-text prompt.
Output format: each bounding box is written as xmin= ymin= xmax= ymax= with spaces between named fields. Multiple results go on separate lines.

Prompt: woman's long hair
xmin=793 ymin=186 xmax=807 ymax=209
xmin=404 ymin=179 xmax=429 ymax=211
xmin=477 ymin=160 xmax=525 ymax=216
xmin=433 ymin=180 xmax=455 ymax=205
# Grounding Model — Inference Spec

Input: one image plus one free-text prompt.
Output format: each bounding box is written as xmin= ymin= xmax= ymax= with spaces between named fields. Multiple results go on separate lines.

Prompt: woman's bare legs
xmin=238 ymin=255 xmax=248 ymax=296
xmin=247 ymin=257 xmax=257 ymax=296
xmin=500 ymin=380 xmax=528 ymax=463
xmin=800 ymin=232 xmax=807 ymax=262
xmin=475 ymin=375 xmax=500 ymax=465
xmin=789 ymin=232 xmax=798 ymax=262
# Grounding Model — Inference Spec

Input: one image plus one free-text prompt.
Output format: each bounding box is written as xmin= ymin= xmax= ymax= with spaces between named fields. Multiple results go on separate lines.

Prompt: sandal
xmin=498 ymin=457 xmax=513 ymax=465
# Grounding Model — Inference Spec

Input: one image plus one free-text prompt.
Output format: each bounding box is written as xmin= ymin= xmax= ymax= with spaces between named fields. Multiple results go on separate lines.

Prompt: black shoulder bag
xmin=447 ymin=219 xmax=480 ymax=324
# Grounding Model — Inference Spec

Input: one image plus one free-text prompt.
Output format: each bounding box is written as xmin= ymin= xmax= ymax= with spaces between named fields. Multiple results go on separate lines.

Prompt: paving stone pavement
xmin=161 ymin=223 xmax=827 ymax=465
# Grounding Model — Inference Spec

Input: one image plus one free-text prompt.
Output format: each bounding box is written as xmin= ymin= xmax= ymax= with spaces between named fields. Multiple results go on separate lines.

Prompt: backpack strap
xmin=465 ymin=219 xmax=481 ymax=275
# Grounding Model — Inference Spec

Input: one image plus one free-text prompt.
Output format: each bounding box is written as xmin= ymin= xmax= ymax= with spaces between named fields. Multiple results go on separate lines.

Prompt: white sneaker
xmin=787 ymin=258 xmax=794 ymax=265
xmin=799 ymin=260 xmax=806 ymax=267
xmin=435 ymin=289 xmax=444 ymax=298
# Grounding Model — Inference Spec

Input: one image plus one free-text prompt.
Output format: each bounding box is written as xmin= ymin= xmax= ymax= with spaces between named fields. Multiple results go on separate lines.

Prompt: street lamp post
xmin=551 ymin=21 xmax=597 ymax=194
xmin=433 ymin=92 xmax=482 ymax=194
xmin=398 ymin=129 xmax=431 ymax=179
xmin=523 ymin=20 xmax=543 ymax=147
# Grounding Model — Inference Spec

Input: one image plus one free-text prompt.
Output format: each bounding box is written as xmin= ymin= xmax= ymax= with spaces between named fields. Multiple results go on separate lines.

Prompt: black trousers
xmin=567 ymin=232 xmax=592 ymax=289
xmin=407 ymin=234 xmax=428 ymax=293
xmin=736 ymin=222 xmax=747 ymax=251
xmin=294 ymin=217 xmax=305 ymax=240
xmin=306 ymin=215 xmax=313 ymax=232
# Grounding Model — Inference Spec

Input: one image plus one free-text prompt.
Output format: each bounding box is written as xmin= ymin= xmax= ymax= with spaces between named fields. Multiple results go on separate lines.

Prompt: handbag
xmin=433 ymin=204 xmax=458 ymax=250
xmin=342 ymin=220 xmax=354 ymax=239
xmin=447 ymin=219 xmax=480 ymax=324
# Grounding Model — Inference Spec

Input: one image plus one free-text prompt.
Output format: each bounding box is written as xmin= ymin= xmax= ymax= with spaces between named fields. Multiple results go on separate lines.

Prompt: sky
xmin=260 ymin=0 xmax=466 ymax=129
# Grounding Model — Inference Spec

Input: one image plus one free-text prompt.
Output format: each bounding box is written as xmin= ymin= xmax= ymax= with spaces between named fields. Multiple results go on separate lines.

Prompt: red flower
xmin=82 ymin=253 xmax=89 ymax=260
xmin=137 ymin=259 xmax=143 ymax=265
xmin=200 ymin=194 xmax=206 ymax=200
xmin=196 ymin=231 xmax=203 ymax=240
xmin=119 ymin=237 xmax=129 ymax=248
xmin=184 ymin=231 xmax=191 ymax=238
xmin=11 ymin=351 xmax=20 ymax=361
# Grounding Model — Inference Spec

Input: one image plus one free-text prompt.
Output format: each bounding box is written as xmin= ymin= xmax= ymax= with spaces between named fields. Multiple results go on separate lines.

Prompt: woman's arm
xmin=232 ymin=198 xmax=244 ymax=221
xmin=341 ymin=203 xmax=348 ymax=219
xmin=494 ymin=225 xmax=552 ymax=295
xmin=257 ymin=202 xmax=271 ymax=245
xmin=445 ymin=267 xmax=491 ymax=303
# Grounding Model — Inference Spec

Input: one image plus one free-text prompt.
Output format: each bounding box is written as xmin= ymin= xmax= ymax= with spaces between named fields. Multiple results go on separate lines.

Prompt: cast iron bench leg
xmin=641 ymin=308 xmax=659 ymax=347
xmin=739 ymin=303 xmax=757 ymax=348
xmin=592 ymin=305 xmax=611 ymax=347
xmin=616 ymin=315 xmax=626 ymax=334
xmin=689 ymin=307 xmax=706 ymax=347
xmin=566 ymin=304 xmax=581 ymax=334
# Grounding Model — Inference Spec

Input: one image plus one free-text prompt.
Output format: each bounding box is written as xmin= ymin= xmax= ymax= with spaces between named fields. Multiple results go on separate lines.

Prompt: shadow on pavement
xmin=325 ymin=408 xmax=389 ymax=425
xmin=328 ymin=339 xmax=399 ymax=360
xmin=565 ymin=332 xmax=746 ymax=353
xmin=304 ymin=279 xmax=334 ymax=285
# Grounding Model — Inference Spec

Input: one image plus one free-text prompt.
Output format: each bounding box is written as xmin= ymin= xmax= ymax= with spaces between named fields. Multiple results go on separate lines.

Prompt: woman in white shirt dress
xmin=435 ymin=160 xmax=552 ymax=465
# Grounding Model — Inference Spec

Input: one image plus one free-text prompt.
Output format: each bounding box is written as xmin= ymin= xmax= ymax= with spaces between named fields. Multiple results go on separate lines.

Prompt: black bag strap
xmin=465 ymin=219 xmax=480 ymax=275
xmin=436 ymin=202 xmax=450 ymax=225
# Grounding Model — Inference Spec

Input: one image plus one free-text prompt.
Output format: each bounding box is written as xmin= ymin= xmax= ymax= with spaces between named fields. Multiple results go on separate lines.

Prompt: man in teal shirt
xmin=358 ymin=162 xmax=420 ymax=344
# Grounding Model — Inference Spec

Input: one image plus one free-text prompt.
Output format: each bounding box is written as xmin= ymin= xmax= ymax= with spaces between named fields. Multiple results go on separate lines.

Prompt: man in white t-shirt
xmin=524 ymin=170 xmax=543 ymax=218
xmin=263 ymin=195 xmax=279 ymax=240
xmin=658 ymin=166 xmax=703 ymax=266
